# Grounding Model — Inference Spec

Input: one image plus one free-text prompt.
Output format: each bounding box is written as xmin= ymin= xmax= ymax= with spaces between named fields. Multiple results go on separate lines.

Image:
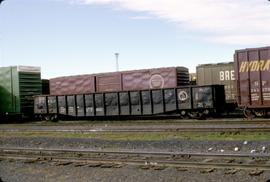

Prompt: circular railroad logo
xmin=178 ymin=91 xmax=188 ymax=101
xmin=150 ymin=74 xmax=165 ymax=89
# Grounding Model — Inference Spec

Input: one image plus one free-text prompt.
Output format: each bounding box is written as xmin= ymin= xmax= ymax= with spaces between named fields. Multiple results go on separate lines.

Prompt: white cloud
xmin=76 ymin=0 xmax=270 ymax=45
xmin=130 ymin=16 xmax=152 ymax=20
xmin=210 ymin=34 xmax=270 ymax=45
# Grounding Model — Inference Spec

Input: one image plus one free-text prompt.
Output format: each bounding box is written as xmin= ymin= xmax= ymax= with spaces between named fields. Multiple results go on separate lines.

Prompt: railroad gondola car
xmin=196 ymin=62 xmax=237 ymax=112
xmin=34 ymin=85 xmax=225 ymax=120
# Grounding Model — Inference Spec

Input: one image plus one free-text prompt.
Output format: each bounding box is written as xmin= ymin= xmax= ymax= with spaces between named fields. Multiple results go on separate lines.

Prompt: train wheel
xmin=198 ymin=112 xmax=207 ymax=120
xmin=180 ymin=110 xmax=189 ymax=119
xmin=243 ymin=107 xmax=255 ymax=119
xmin=44 ymin=115 xmax=51 ymax=121
xmin=187 ymin=112 xmax=197 ymax=119
xmin=180 ymin=114 xmax=190 ymax=119
xmin=35 ymin=115 xmax=43 ymax=121
xmin=254 ymin=110 xmax=265 ymax=117
xmin=264 ymin=111 xmax=270 ymax=118
xmin=50 ymin=114 xmax=58 ymax=122
xmin=187 ymin=111 xmax=206 ymax=120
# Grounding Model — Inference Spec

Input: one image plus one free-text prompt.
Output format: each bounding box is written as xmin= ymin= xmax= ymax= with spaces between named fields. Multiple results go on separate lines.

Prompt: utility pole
xmin=115 ymin=53 xmax=119 ymax=71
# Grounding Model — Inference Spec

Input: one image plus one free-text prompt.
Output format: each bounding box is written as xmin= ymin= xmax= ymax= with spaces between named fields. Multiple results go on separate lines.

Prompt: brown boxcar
xmin=234 ymin=46 xmax=270 ymax=117
xmin=122 ymin=67 xmax=188 ymax=91
xmin=196 ymin=62 xmax=236 ymax=104
xmin=95 ymin=72 xmax=122 ymax=92
xmin=50 ymin=75 xmax=96 ymax=95
xmin=50 ymin=67 xmax=189 ymax=95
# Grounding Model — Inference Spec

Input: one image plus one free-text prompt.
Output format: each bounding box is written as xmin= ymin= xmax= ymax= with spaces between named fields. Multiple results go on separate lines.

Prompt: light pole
xmin=0 ymin=0 xmax=4 ymax=67
xmin=115 ymin=53 xmax=119 ymax=71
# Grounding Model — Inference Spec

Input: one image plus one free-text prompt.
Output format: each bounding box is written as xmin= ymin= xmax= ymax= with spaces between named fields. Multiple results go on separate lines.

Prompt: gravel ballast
xmin=1 ymin=122 xmax=270 ymax=181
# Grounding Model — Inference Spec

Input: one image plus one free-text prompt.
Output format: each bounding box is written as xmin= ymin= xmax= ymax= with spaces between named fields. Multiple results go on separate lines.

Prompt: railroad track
xmin=2 ymin=118 xmax=270 ymax=126
xmin=1 ymin=147 xmax=270 ymax=171
xmin=2 ymin=118 xmax=270 ymax=133
xmin=1 ymin=125 xmax=270 ymax=133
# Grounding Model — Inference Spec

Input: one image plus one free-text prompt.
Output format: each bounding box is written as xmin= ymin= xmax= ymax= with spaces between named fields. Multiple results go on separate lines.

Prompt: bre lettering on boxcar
xmin=219 ymin=70 xmax=235 ymax=81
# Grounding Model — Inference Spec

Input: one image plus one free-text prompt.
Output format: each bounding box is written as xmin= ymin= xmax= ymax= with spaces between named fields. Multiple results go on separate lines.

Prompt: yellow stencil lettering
xmin=263 ymin=60 xmax=270 ymax=71
xmin=239 ymin=61 xmax=247 ymax=72
xmin=260 ymin=60 xmax=265 ymax=71
xmin=248 ymin=61 xmax=254 ymax=71
xmin=250 ymin=61 xmax=259 ymax=71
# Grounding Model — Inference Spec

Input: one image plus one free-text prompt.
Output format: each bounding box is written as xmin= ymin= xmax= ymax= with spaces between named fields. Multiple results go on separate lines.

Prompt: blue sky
xmin=0 ymin=0 xmax=269 ymax=78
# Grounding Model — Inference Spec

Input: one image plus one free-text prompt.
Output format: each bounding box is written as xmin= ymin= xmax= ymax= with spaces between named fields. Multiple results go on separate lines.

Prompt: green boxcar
xmin=0 ymin=66 xmax=42 ymax=117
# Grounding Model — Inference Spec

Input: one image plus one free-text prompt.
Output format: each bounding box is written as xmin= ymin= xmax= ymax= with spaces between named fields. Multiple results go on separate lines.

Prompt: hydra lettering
xmin=239 ymin=60 xmax=270 ymax=72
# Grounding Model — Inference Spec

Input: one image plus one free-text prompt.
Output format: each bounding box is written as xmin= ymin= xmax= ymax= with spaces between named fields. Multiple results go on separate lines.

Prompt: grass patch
xmin=1 ymin=131 xmax=270 ymax=141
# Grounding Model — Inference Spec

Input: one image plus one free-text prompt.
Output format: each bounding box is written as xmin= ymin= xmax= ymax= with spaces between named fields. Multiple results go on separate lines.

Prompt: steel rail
xmin=1 ymin=147 xmax=270 ymax=158
xmin=1 ymin=155 xmax=270 ymax=171
xmin=1 ymin=147 xmax=270 ymax=170
xmin=1 ymin=127 xmax=270 ymax=133
xmin=3 ymin=119 xmax=270 ymax=126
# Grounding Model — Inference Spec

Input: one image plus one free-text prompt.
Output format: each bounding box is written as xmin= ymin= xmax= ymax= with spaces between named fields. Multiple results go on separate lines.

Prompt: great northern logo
xmin=239 ymin=60 xmax=270 ymax=72
xmin=150 ymin=74 xmax=164 ymax=89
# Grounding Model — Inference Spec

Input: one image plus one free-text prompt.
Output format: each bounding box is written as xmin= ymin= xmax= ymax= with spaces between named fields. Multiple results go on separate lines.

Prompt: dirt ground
xmin=0 ymin=160 xmax=269 ymax=182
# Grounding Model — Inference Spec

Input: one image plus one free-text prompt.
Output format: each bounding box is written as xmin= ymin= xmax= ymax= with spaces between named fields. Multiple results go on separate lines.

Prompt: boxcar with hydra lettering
xmin=234 ymin=46 xmax=270 ymax=117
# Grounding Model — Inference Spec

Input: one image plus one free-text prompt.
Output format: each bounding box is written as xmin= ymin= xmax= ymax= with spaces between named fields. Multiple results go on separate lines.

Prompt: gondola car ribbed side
xmin=34 ymin=85 xmax=225 ymax=120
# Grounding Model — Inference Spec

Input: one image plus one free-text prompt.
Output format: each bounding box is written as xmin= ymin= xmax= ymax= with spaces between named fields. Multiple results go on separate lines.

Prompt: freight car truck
xmin=0 ymin=66 xmax=42 ymax=120
xmin=234 ymin=46 xmax=270 ymax=118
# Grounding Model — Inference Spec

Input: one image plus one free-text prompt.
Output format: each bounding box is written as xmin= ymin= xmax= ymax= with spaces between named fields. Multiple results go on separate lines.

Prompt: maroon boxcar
xmin=50 ymin=75 xmax=96 ymax=95
xmin=122 ymin=67 xmax=188 ymax=91
xmin=234 ymin=46 xmax=270 ymax=117
xmin=49 ymin=67 xmax=189 ymax=95
xmin=95 ymin=72 xmax=122 ymax=92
